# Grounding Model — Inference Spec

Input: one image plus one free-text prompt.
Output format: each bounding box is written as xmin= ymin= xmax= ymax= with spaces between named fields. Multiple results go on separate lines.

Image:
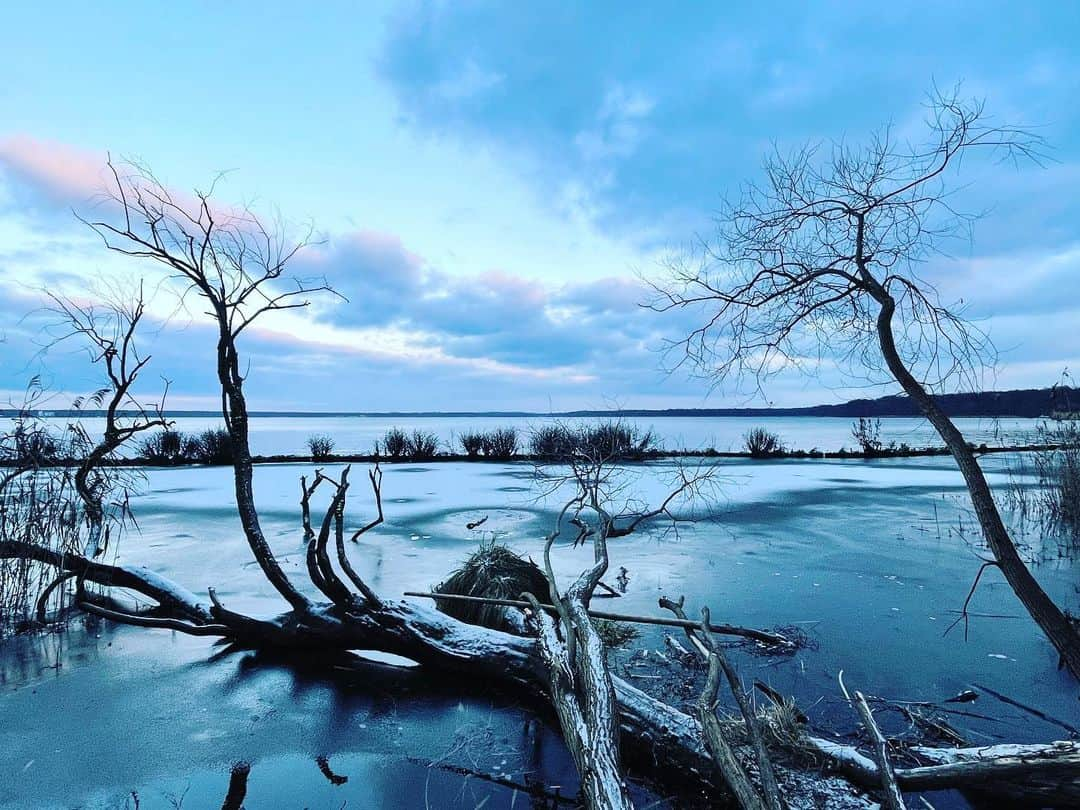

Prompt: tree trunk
xmin=875 ymin=296 xmax=1080 ymax=678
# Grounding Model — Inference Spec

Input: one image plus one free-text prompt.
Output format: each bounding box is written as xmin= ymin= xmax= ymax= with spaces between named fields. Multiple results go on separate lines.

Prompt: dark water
xmin=1 ymin=455 xmax=1077 ymax=808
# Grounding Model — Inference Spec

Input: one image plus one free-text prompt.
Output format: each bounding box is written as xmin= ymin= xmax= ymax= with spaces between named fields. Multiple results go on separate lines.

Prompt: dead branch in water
xmin=406 ymin=591 xmax=792 ymax=648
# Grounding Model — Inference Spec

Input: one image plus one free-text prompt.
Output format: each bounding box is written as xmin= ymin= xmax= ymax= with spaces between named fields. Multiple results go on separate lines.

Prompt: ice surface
xmin=1 ymin=450 xmax=1076 ymax=808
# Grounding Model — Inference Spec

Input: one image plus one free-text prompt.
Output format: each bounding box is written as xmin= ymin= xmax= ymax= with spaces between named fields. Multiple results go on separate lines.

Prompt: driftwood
xmin=803 ymin=736 xmax=1080 ymax=805
xmin=521 ymin=495 xmax=635 ymax=810
xmin=699 ymin=652 xmax=768 ymax=810
xmin=850 ymin=691 xmax=906 ymax=810
xmin=220 ymin=761 xmax=250 ymax=810
xmin=405 ymin=591 xmax=793 ymax=647
xmin=659 ymin=595 xmax=784 ymax=810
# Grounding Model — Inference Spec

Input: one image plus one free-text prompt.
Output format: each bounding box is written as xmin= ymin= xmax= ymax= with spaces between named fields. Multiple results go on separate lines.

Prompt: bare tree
xmin=0 ymin=285 xmax=168 ymax=631
xmin=45 ymin=283 xmax=171 ymax=557
xmin=650 ymin=89 xmax=1080 ymax=677
xmin=80 ymin=158 xmax=334 ymax=612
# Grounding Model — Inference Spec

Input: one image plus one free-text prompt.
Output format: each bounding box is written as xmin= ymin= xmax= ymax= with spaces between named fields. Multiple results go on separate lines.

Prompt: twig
xmin=972 ymin=682 xmax=1079 ymax=736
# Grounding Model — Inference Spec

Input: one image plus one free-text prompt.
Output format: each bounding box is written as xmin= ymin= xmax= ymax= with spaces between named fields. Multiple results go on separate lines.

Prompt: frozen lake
xmin=33 ymin=413 xmax=1046 ymax=456
xmin=1 ymin=452 xmax=1077 ymax=808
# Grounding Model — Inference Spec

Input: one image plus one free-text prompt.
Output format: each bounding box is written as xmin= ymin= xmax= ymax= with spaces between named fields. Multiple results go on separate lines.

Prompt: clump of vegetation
xmin=138 ymin=429 xmax=184 ymax=463
xmin=135 ymin=427 xmax=233 ymax=465
xmin=5 ymin=424 xmax=61 ymax=466
xmin=851 ymin=417 xmax=884 ymax=455
xmin=592 ymin=618 xmax=640 ymax=648
xmin=459 ymin=427 xmax=519 ymax=459
xmin=380 ymin=427 xmax=408 ymax=459
xmin=482 ymin=427 xmax=518 ymax=459
xmin=1 ymin=392 xmax=143 ymax=635
xmin=459 ymin=430 xmax=486 ymax=458
xmin=529 ymin=421 xmax=658 ymax=461
xmin=529 ymin=424 xmax=578 ymax=458
xmin=188 ymin=428 xmax=233 ymax=465
xmin=433 ymin=542 xmax=548 ymax=633
xmin=1003 ymin=421 xmax=1080 ymax=542
xmin=307 ymin=434 xmax=335 ymax=460
xmin=405 ymin=430 xmax=440 ymax=459
xmin=1035 ymin=422 xmax=1080 ymax=536
xmin=744 ymin=427 xmax=784 ymax=458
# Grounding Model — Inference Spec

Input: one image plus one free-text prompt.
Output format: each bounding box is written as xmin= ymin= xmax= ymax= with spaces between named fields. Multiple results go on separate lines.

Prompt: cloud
xmin=377 ymin=3 xmax=1080 ymax=259
xmin=0 ymin=135 xmax=108 ymax=208
xmin=431 ymin=59 xmax=504 ymax=102
xmin=298 ymin=230 xmax=426 ymax=326
xmin=574 ymin=84 xmax=655 ymax=163
xmin=288 ymin=226 xmax=672 ymax=371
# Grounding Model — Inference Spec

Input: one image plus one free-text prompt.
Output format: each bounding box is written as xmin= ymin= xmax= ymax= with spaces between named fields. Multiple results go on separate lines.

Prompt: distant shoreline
xmin=5 ymin=385 xmax=1075 ymax=421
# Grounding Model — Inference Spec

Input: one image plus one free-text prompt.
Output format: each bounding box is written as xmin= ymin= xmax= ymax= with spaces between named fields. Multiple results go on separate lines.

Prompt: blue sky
xmin=1 ymin=1 xmax=1078 ymax=411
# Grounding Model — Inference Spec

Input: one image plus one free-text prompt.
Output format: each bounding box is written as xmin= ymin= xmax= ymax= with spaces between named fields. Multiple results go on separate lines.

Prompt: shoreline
xmin=0 ymin=441 xmax=1063 ymax=469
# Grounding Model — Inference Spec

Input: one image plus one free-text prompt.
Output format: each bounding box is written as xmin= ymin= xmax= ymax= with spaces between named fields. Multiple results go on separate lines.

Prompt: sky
xmin=1 ymin=1 xmax=1079 ymax=412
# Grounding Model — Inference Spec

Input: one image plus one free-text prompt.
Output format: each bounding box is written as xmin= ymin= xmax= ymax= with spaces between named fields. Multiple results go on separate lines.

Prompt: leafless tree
xmin=79 ymin=158 xmax=336 ymax=612
xmin=0 ymin=285 xmax=168 ymax=631
xmin=44 ymin=282 xmax=171 ymax=557
xmin=650 ymin=88 xmax=1080 ymax=677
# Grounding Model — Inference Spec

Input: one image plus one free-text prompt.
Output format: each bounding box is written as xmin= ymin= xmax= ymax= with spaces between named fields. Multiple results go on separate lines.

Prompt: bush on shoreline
xmin=744 ymin=427 xmax=784 ymax=458
xmin=529 ymin=421 xmax=658 ymax=461
xmin=482 ymin=427 xmax=518 ymax=459
xmin=5 ymin=425 xmax=60 ymax=466
xmin=137 ymin=427 xmax=233 ymax=465
xmin=307 ymin=434 xmax=335 ymax=460
xmin=380 ymin=427 xmax=408 ymax=459
xmin=459 ymin=431 xmax=486 ymax=458
xmin=851 ymin=417 xmax=884 ymax=455
xmin=138 ymin=429 xmax=184 ymax=463
xmin=405 ymin=430 xmax=440 ymax=460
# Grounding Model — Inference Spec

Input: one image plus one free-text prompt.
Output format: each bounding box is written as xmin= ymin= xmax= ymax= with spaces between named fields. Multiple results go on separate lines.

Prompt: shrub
xmin=529 ymin=424 xmax=577 ymax=458
xmin=482 ymin=427 xmax=518 ymax=459
xmin=190 ymin=428 xmax=233 ymax=465
xmin=381 ymin=427 xmax=408 ymax=459
xmin=9 ymin=426 xmax=59 ymax=465
xmin=1035 ymin=422 xmax=1080 ymax=536
xmin=459 ymin=431 xmax=486 ymax=458
xmin=307 ymin=434 xmax=335 ymax=460
xmin=851 ymin=417 xmax=884 ymax=455
xmin=744 ymin=427 xmax=783 ymax=458
xmin=405 ymin=430 xmax=440 ymax=459
xmin=529 ymin=421 xmax=656 ymax=461
xmin=579 ymin=422 xmax=656 ymax=460
xmin=138 ymin=429 xmax=184 ymax=462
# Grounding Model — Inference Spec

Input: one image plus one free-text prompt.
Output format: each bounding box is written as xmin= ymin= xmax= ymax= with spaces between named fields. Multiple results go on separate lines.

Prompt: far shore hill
xmin=5 ymin=386 xmax=1078 ymax=421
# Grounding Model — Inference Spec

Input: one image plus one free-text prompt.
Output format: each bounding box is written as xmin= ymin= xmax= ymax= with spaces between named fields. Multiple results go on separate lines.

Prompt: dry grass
xmin=432 ymin=542 xmax=548 ymax=633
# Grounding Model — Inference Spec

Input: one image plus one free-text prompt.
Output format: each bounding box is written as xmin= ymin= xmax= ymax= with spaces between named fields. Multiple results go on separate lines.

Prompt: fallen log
xmin=803 ymin=736 xmax=1080 ymax=806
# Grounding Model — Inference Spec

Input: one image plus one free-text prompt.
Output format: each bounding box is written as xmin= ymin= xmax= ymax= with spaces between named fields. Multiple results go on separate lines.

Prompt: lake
xmin=34 ymin=413 xmax=1047 ymax=456
xmin=0 ymin=433 xmax=1076 ymax=808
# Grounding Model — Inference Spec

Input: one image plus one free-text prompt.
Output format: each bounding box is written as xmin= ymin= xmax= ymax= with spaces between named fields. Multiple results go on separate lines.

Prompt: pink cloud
xmin=0 ymin=134 xmax=109 ymax=205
